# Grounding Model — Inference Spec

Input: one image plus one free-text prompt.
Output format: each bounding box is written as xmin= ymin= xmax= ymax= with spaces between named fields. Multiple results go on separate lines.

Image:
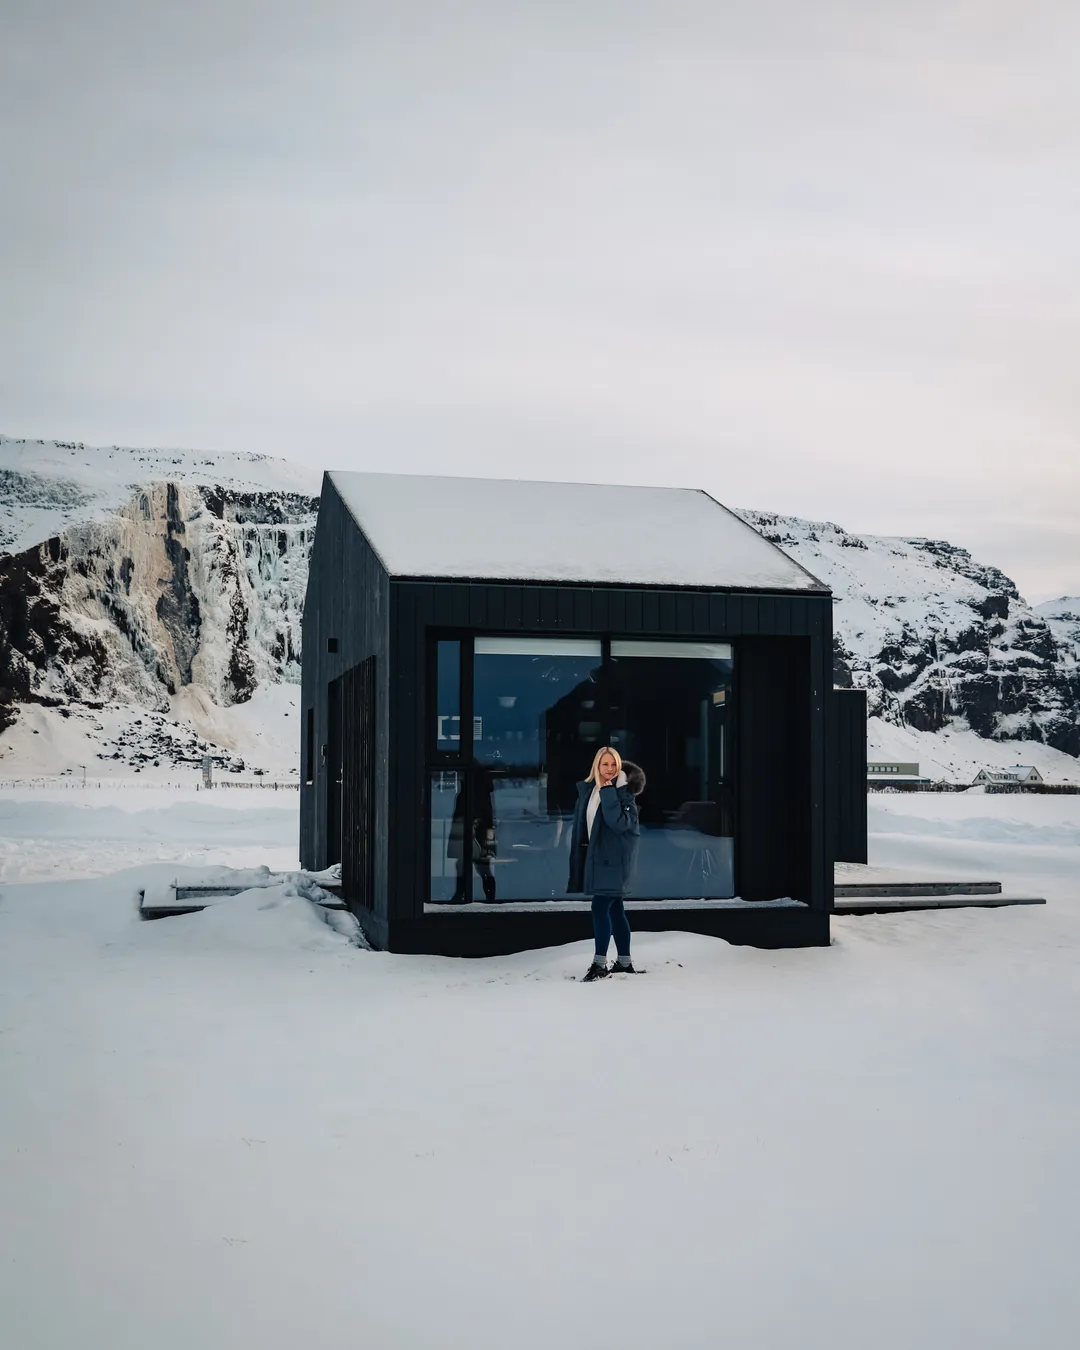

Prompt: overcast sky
xmin=2 ymin=1 xmax=1078 ymax=601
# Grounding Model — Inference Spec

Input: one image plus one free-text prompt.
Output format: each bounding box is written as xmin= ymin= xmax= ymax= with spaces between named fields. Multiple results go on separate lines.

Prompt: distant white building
xmin=867 ymin=761 xmax=920 ymax=779
xmin=972 ymin=765 xmax=1044 ymax=786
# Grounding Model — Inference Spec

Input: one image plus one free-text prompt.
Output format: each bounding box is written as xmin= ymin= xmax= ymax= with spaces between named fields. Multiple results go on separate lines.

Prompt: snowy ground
xmin=0 ymin=684 xmax=301 ymax=782
xmin=1 ymin=787 xmax=1078 ymax=1350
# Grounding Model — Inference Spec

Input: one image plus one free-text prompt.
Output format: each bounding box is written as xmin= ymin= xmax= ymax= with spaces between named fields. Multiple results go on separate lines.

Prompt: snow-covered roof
xmin=327 ymin=471 xmax=827 ymax=591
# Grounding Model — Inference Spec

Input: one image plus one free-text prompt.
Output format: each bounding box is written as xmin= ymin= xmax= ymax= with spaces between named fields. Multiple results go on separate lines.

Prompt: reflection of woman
xmin=567 ymin=746 xmax=646 ymax=980
xmin=447 ymin=767 xmax=497 ymax=903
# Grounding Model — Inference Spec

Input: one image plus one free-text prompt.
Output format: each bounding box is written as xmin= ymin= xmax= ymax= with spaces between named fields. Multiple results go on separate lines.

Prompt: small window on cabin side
xmin=305 ymin=708 xmax=315 ymax=783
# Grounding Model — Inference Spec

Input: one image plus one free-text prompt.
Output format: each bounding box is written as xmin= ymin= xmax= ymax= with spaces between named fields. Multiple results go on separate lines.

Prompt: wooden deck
xmin=832 ymin=862 xmax=1044 ymax=913
xmin=140 ymin=864 xmax=1045 ymax=922
xmin=140 ymin=881 xmax=346 ymax=919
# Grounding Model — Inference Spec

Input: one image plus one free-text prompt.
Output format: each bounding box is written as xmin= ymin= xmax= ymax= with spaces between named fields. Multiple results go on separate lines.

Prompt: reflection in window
xmin=609 ymin=640 xmax=735 ymax=899
xmin=430 ymin=769 xmax=489 ymax=903
xmin=435 ymin=641 xmax=461 ymax=753
xmin=471 ymin=637 xmax=602 ymax=901
xmin=427 ymin=636 xmax=738 ymax=904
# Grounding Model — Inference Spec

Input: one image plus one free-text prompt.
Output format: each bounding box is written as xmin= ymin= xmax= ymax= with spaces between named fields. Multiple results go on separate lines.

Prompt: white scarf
xmin=586 ymin=784 xmax=601 ymax=838
xmin=586 ymin=771 xmax=627 ymax=838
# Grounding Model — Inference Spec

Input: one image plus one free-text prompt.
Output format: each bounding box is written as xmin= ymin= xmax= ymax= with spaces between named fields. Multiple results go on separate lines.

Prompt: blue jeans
xmin=592 ymin=894 xmax=631 ymax=958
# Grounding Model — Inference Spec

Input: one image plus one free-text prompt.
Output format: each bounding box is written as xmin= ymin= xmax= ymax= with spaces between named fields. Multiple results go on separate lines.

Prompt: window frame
xmin=425 ymin=629 xmax=738 ymax=904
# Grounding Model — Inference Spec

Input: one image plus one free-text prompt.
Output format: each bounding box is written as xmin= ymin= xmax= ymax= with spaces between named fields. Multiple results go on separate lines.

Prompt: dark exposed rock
xmin=0 ymin=477 xmax=315 ymax=732
xmin=0 ymin=538 xmax=111 ymax=730
xmin=154 ymin=482 xmax=201 ymax=685
xmin=737 ymin=508 xmax=1080 ymax=760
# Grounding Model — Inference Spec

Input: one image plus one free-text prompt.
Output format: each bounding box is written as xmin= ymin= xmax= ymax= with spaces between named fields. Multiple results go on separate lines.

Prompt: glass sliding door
xmin=609 ymin=640 xmax=735 ymax=898
xmin=471 ymin=637 xmax=602 ymax=901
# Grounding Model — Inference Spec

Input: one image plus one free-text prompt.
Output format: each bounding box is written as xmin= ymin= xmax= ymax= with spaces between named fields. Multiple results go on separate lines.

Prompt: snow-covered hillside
xmin=740 ymin=511 xmax=1080 ymax=759
xmin=1 ymin=436 xmax=1077 ymax=778
xmin=1 ymin=438 xmax=318 ymax=767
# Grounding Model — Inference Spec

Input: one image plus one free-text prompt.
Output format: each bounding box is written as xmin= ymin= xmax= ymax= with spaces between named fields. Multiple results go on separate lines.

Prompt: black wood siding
xmin=302 ymin=475 xmax=834 ymax=947
xmin=736 ymin=637 xmax=812 ymax=902
xmin=341 ymin=656 xmax=376 ymax=909
xmin=831 ymin=688 xmax=869 ymax=865
xmin=300 ymin=477 xmax=391 ymax=918
xmin=389 ymin=578 xmax=834 ymax=923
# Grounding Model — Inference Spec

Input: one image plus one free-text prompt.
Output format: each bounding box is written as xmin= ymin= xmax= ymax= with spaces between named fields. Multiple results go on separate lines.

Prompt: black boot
xmin=610 ymin=959 xmax=644 ymax=974
xmin=582 ymin=961 xmax=609 ymax=982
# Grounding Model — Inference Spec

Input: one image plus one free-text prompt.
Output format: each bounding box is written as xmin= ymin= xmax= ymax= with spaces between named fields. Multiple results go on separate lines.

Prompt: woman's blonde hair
xmin=585 ymin=745 xmax=623 ymax=784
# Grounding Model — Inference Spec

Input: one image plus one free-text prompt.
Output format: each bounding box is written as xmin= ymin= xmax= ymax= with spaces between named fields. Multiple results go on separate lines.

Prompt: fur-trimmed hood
xmin=621 ymin=759 xmax=646 ymax=797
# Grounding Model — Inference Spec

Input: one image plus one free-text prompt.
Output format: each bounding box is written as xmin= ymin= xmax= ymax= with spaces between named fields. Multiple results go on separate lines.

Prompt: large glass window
xmin=609 ymin=640 xmax=734 ymax=898
xmin=471 ymin=637 xmax=603 ymax=901
xmin=429 ymin=769 xmax=478 ymax=903
xmin=427 ymin=635 xmax=735 ymax=903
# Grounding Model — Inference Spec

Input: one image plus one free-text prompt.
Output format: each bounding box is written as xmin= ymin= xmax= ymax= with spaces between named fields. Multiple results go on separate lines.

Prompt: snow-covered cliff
xmin=1035 ymin=597 xmax=1080 ymax=672
xmin=1 ymin=436 xmax=1077 ymax=774
xmin=0 ymin=438 xmax=318 ymax=765
xmin=739 ymin=511 xmax=1080 ymax=757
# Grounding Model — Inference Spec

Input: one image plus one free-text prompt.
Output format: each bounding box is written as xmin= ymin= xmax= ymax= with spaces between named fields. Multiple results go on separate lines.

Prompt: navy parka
xmin=566 ymin=779 xmax=640 ymax=897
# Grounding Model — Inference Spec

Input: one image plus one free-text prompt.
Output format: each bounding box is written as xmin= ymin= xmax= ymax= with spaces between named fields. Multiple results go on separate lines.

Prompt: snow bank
xmin=157 ymin=883 xmax=357 ymax=954
xmin=0 ymin=792 xmax=300 ymax=882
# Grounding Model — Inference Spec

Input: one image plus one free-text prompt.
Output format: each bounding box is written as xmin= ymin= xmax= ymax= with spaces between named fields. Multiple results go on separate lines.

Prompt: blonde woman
xmin=567 ymin=745 xmax=646 ymax=981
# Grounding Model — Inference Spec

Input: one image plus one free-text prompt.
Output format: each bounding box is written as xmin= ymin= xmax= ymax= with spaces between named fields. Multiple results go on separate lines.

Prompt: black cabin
xmin=300 ymin=471 xmax=866 ymax=955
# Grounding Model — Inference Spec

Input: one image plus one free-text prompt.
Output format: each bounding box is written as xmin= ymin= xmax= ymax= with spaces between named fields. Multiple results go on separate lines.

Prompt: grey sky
xmin=2 ymin=1 xmax=1078 ymax=601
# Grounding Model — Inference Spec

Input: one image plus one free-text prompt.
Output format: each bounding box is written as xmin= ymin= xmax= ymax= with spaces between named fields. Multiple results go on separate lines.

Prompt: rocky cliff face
xmin=1 ymin=438 xmax=1076 ymax=765
xmin=1035 ymin=597 xmax=1080 ymax=673
xmin=739 ymin=511 xmax=1080 ymax=757
xmin=0 ymin=476 xmax=316 ymax=733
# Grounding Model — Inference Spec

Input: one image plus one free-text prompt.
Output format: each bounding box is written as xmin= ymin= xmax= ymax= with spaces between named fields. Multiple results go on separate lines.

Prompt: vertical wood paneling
xmin=341 ymin=657 xmax=376 ymax=908
xmin=302 ymin=480 xmax=391 ymax=917
xmin=573 ymin=588 xmax=592 ymax=630
xmin=486 ymin=585 xmax=506 ymax=631
xmin=625 ymin=589 xmax=644 ymax=633
xmin=724 ymin=594 xmax=742 ymax=633
xmin=450 ymin=585 xmax=470 ymax=627
xmin=736 ymin=637 xmax=812 ymax=902
xmin=832 ymin=689 xmax=868 ymax=864
xmin=807 ymin=601 xmax=832 ymax=911
xmin=539 ymin=587 xmax=559 ymax=627
xmin=307 ymin=479 xmax=834 ymax=947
